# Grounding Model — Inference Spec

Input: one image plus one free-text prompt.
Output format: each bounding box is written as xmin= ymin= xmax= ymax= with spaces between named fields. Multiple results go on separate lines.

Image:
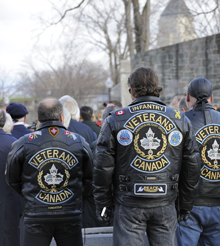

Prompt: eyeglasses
xmin=129 ymin=88 xmax=131 ymax=94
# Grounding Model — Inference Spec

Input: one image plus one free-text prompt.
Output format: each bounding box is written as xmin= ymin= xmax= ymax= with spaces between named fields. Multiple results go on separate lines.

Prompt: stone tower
xmin=157 ymin=0 xmax=197 ymax=47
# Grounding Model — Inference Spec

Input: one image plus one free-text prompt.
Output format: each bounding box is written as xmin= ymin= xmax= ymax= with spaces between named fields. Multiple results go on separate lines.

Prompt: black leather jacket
xmin=93 ymin=96 xmax=200 ymax=211
xmin=6 ymin=121 xmax=93 ymax=222
xmin=186 ymin=103 xmax=220 ymax=206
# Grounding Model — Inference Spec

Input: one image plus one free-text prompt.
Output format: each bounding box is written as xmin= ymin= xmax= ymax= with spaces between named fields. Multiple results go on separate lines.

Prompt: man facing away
xmin=80 ymin=106 xmax=101 ymax=136
xmin=0 ymin=109 xmax=20 ymax=246
xmin=177 ymin=78 xmax=220 ymax=246
xmin=6 ymin=103 xmax=32 ymax=139
xmin=93 ymin=67 xmax=200 ymax=246
xmin=6 ymin=99 xmax=93 ymax=246
xmin=59 ymin=95 xmax=97 ymax=145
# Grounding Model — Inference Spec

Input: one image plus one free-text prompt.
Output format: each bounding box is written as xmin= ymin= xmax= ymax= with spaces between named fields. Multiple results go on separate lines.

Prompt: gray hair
xmin=178 ymin=97 xmax=189 ymax=112
xmin=102 ymin=105 xmax=120 ymax=123
xmin=3 ymin=113 xmax=13 ymax=133
xmin=59 ymin=95 xmax=78 ymax=120
xmin=0 ymin=109 xmax=6 ymax=128
xmin=38 ymin=99 xmax=63 ymax=122
xmin=63 ymin=107 xmax=71 ymax=129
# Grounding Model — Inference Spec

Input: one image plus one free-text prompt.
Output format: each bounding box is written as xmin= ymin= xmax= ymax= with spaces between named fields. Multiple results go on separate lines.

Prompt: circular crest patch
xmin=168 ymin=130 xmax=183 ymax=146
xmin=133 ymin=124 xmax=167 ymax=160
xmin=117 ymin=130 xmax=133 ymax=146
xmin=201 ymin=137 xmax=220 ymax=170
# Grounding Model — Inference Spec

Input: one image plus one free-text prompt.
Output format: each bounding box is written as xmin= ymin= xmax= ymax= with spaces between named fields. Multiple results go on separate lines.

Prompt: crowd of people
xmin=0 ymin=67 xmax=220 ymax=246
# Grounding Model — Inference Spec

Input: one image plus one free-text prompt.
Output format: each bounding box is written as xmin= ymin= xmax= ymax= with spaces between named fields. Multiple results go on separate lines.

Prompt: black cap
xmin=6 ymin=103 xmax=29 ymax=120
xmin=188 ymin=77 xmax=213 ymax=102
xmin=188 ymin=77 xmax=213 ymax=125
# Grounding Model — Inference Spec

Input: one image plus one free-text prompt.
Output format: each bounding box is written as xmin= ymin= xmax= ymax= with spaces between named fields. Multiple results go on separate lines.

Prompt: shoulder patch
xmin=49 ymin=127 xmax=59 ymax=137
xmin=28 ymin=131 xmax=42 ymax=141
xmin=116 ymin=110 xmax=125 ymax=116
xmin=168 ymin=130 xmax=183 ymax=146
xmin=64 ymin=130 xmax=77 ymax=140
xmin=117 ymin=129 xmax=133 ymax=146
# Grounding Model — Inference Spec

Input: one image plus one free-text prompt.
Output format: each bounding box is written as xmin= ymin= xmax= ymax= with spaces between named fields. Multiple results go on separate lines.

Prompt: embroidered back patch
xmin=196 ymin=124 xmax=220 ymax=182
xmin=49 ymin=127 xmax=59 ymax=137
xmin=134 ymin=183 xmax=167 ymax=195
xmin=124 ymin=112 xmax=176 ymax=173
xmin=28 ymin=147 xmax=78 ymax=205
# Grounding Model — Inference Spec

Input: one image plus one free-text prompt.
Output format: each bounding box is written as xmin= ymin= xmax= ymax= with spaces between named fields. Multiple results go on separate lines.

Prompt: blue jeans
xmin=177 ymin=206 xmax=220 ymax=246
xmin=113 ymin=203 xmax=177 ymax=246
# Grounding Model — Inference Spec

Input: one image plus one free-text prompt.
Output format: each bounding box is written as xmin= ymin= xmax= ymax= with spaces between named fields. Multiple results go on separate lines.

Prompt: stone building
xmin=157 ymin=0 xmax=197 ymax=48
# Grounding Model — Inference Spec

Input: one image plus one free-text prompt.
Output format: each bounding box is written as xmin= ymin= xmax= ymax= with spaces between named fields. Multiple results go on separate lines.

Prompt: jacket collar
xmin=192 ymin=103 xmax=214 ymax=111
xmin=129 ymin=96 xmax=166 ymax=106
xmin=0 ymin=129 xmax=6 ymax=135
xmin=38 ymin=121 xmax=66 ymax=130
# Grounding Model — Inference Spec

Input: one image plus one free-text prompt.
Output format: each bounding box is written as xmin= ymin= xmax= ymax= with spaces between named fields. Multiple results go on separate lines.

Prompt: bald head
xmin=38 ymin=98 xmax=63 ymax=123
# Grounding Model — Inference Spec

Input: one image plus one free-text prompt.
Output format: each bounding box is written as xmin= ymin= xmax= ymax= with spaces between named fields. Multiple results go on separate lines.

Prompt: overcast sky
xmin=0 ymin=0 xmax=52 ymax=77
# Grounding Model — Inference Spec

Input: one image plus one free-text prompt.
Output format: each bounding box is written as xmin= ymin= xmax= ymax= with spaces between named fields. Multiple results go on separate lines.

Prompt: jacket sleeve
xmin=81 ymin=137 xmax=93 ymax=198
xmin=179 ymin=115 xmax=200 ymax=211
xmin=93 ymin=116 xmax=115 ymax=208
xmin=5 ymin=138 xmax=25 ymax=196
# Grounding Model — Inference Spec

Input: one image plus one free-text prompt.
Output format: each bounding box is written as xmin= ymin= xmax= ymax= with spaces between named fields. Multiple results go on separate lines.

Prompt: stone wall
xmin=131 ymin=33 xmax=220 ymax=105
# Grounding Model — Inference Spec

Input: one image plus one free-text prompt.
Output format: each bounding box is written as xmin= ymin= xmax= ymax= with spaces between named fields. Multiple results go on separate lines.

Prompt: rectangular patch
xmin=134 ymin=183 xmax=167 ymax=195
xmin=116 ymin=110 xmax=125 ymax=116
xmin=129 ymin=102 xmax=166 ymax=113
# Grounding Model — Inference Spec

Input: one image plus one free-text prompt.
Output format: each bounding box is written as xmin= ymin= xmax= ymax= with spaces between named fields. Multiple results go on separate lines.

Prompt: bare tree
xmin=17 ymin=56 xmax=108 ymax=106
xmin=74 ymin=0 xmax=129 ymax=85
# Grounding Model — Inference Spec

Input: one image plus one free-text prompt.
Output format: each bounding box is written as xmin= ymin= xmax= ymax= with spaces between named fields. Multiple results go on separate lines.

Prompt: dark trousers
xmin=113 ymin=203 xmax=177 ymax=246
xmin=20 ymin=218 xmax=83 ymax=246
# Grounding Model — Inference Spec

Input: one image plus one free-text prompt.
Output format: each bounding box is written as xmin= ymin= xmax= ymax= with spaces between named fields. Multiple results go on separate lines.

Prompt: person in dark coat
xmin=59 ymin=95 xmax=97 ymax=145
xmin=6 ymin=103 xmax=32 ymax=139
xmin=0 ymin=109 xmax=20 ymax=246
xmin=80 ymin=106 xmax=101 ymax=136
xmin=6 ymin=103 xmax=31 ymax=234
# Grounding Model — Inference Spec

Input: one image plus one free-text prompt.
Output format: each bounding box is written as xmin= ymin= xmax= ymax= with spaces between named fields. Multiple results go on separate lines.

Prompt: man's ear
xmin=24 ymin=115 xmax=27 ymax=122
xmin=209 ymin=94 xmax=213 ymax=103
xmin=186 ymin=93 xmax=190 ymax=102
xmin=60 ymin=113 xmax=64 ymax=124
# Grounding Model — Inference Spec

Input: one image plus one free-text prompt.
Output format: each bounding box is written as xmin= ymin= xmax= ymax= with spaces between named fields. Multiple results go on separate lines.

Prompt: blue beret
xmin=6 ymin=103 xmax=29 ymax=119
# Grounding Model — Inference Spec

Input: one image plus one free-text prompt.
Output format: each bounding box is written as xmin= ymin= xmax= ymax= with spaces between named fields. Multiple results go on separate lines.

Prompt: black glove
xmin=179 ymin=210 xmax=190 ymax=222
xmin=96 ymin=207 xmax=112 ymax=222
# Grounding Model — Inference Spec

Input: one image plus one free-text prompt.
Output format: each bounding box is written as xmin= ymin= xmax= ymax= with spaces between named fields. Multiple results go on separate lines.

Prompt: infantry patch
xmin=130 ymin=155 xmax=170 ymax=173
xmin=168 ymin=130 xmax=183 ymax=147
xmin=49 ymin=127 xmax=59 ymax=137
xmin=129 ymin=102 xmax=166 ymax=113
xmin=134 ymin=184 xmax=167 ymax=195
xmin=117 ymin=130 xmax=133 ymax=146
xmin=196 ymin=124 xmax=220 ymax=182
